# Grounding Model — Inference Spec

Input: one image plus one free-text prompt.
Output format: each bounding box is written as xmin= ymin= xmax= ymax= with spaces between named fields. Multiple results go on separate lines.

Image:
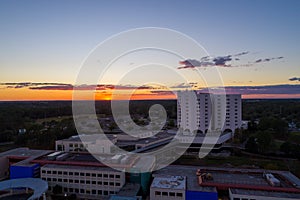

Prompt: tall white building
xmin=177 ymin=91 xmax=241 ymax=134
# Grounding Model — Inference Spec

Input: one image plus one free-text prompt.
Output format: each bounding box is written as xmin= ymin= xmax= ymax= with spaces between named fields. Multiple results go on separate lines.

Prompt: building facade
xmin=41 ymin=164 xmax=125 ymax=199
xmin=177 ymin=91 xmax=242 ymax=134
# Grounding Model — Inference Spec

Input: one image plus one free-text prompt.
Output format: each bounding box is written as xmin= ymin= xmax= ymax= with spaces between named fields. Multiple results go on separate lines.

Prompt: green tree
xmin=256 ymin=130 xmax=273 ymax=153
xmin=280 ymin=142 xmax=292 ymax=154
xmin=245 ymin=136 xmax=258 ymax=153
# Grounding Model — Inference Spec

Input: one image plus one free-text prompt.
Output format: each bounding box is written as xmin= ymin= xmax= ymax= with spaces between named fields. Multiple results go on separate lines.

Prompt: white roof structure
xmin=151 ymin=176 xmax=186 ymax=190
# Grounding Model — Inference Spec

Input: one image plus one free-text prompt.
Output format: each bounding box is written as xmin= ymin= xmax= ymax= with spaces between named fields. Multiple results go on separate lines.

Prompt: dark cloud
xmin=255 ymin=59 xmax=262 ymax=63
xmin=233 ymin=51 xmax=249 ymax=56
xmin=150 ymin=90 xmax=175 ymax=95
xmin=178 ymin=52 xmax=283 ymax=69
xmin=289 ymin=77 xmax=300 ymax=82
xmin=212 ymin=55 xmax=232 ymax=67
xmin=1 ymin=82 xmax=160 ymax=91
xmin=178 ymin=51 xmax=247 ymax=69
xmin=178 ymin=56 xmax=231 ymax=69
xmin=255 ymin=56 xmax=283 ymax=63
xmin=0 ymin=82 xmax=73 ymax=89
xmin=178 ymin=59 xmax=206 ymax=69
xmin=30 ymin=85 xmax=73 ymax=90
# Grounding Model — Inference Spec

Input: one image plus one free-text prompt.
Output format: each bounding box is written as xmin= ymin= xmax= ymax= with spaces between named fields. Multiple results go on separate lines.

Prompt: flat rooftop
xmin=204 ymin=170 xmax=269 ymax=187
xmin=134 ymin=132 xmax=174 ymax=145
xmin=116 ymin=183 xmax=140 ymax=197
xmin=116 ymin=131 xmax=174 ymax=145
xmin=153 ymin=165 xmax=300 ymax=193
xmin=0 ymin=148 xmax=51 ymax=158
xmin=35 ymin=152 xmax=138 ymax=166
xmin=57 ymin=134 xmax=116 ymax=142
xmin=151 ymin=176 xmax=186 ymax=190
xmin=153 ymin=165 xmax=217 ymax=193
xmin=0 ymin=148 xmax=52 ymax=167
xmin=131 ymin=155 xmax=156 ymax=172
xmin=230 ymin=188 xmax=300 ymax=198
xmin=41 ymin=164 xmax=120 ymax=172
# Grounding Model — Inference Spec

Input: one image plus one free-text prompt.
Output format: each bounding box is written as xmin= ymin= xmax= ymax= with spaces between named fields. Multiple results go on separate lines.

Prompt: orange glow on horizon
xmin=0 ymin=87 xmax=300 ymax=101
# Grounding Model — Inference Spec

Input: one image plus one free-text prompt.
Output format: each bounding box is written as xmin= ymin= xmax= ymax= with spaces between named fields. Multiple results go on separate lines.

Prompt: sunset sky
xmin=0 ymin=0 xmax=300 ymax=100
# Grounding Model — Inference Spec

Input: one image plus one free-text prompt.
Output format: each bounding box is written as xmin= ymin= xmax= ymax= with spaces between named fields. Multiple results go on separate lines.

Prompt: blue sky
xmin=0 ymin=0 xmax=300 ymax=100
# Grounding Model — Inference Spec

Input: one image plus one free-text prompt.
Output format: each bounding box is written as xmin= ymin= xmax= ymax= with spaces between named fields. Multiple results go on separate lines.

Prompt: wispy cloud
xmin=0 ymin=82 xmax=72 ymax=89
xmin=178 ymin=51 xmax=283 ymax=69
xmin=0 ymin=82 xmax=161 ymax=91
xmin=150 ymin=90 xmax=175 ymax=95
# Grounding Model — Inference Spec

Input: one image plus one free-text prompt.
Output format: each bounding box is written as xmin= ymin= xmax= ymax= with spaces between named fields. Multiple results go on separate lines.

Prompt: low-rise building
xmin=150 ymin=176 xmax=186 ymax=200
xmin=229 ymin=188 xmax=300 ymax=200
xmin=41 ymin=164 xmax=126 ymax=199
xmin=55 ymin=134 xmax=117 ymax=153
